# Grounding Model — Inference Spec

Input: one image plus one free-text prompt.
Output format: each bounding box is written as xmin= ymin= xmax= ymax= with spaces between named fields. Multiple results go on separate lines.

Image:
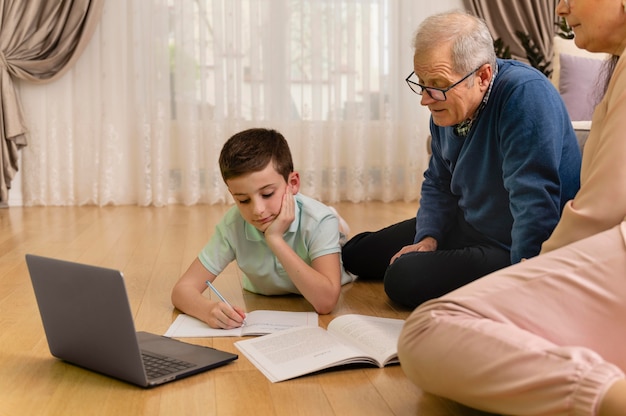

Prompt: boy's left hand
xmin=265 ymin=186 xmax=295 ymax=239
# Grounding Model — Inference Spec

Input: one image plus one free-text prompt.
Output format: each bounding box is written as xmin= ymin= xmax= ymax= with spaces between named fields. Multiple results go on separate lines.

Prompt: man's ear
xmin=478 ymin=64 xmax=493 ymax=89
xmin=288 ymin=172 xmax=301 ymax=194
xmin=478 ymin=64 xmax=493 ymax=86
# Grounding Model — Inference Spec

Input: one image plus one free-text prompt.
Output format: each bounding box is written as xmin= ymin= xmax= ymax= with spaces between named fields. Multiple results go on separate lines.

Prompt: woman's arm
xmin=542 ymin=58 xmax=626 ymax=253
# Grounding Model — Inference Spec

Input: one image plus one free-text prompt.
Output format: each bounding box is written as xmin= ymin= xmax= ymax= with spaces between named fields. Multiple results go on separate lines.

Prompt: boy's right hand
xmin=208 ymin=302 xmax=246 ymax=329
xmin=264 ymin=186 xmax=295 ymax=240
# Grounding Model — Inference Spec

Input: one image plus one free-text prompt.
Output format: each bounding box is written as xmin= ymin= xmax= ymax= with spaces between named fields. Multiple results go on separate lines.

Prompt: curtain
xmin=0 ymin=0 xmax=103 ymax=206
xmin=463 ymin=0 xmax=559 ymax=68
xmin=18 ymin=0 xmax=464 ymax=207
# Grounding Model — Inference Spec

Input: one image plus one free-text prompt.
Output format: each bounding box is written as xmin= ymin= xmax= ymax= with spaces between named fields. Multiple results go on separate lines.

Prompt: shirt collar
xmin=453 ymin=61 xmax=499 ymax=137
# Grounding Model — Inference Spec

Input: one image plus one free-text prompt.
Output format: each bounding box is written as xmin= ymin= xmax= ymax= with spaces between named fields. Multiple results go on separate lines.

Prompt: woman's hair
xmin=219 ymin=128 xmax=294 ymax=182
xmin=412 ymin=11 xmax=497 ymax=75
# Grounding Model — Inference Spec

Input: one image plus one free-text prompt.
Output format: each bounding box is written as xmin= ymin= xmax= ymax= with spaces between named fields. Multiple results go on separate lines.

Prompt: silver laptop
xmin=25 ymin=254 xmax=238 ymax=388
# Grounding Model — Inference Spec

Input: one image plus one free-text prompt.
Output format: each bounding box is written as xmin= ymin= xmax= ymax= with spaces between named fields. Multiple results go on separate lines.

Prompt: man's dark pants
xmin=341 ymin=215 xmax=511 ymax=309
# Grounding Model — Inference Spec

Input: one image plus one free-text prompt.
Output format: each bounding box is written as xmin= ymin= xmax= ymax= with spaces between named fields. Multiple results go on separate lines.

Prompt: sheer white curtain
xmin=15 ymin=0 xmax=463 ymax=206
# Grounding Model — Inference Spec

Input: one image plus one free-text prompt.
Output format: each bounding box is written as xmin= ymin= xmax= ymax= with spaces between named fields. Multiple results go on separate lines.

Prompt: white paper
xmin=234 ymin=314 xmax=405 ymax=382
xmin=164 ymin=310 xmax=319 ymax=337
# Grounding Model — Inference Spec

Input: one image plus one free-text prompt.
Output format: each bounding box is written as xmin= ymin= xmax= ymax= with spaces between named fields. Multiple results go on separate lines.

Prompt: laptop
xmin=25 ymin=254 xmax=238 ymax=388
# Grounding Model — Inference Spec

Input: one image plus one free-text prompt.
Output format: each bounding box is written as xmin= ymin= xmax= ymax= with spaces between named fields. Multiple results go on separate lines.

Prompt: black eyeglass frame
xmin=405 ymin=66 xmax=482 ymax=101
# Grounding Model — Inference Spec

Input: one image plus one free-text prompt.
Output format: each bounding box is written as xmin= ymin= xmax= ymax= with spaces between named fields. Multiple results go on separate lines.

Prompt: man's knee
xmin=341 ymin=232 xmax=372 ymax=276
xmin=384 ymin=252 xmax=455 ymax=308
xmin=384 ymin=254 xmax=424 ymax=308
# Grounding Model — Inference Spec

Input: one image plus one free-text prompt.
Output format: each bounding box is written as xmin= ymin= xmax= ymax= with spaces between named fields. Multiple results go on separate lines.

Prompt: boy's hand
xmin=265 ymin=186 xmax=295 ymax=239
xmin=207 ymin=302 xmax=246 ymax=329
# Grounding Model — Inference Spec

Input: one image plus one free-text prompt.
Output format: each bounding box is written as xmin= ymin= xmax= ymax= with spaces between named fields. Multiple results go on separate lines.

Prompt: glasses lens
xmin=408 ymin=82 xmax=421 ymax=95
xmin=406 ymin=72 xmax=447 ymax=101
xmin=426 ymin=88 xmax=445 ymax=101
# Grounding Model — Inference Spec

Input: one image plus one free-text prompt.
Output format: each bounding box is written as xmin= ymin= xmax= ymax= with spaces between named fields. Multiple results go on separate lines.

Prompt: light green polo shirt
xmin=199 ymin=193 xmax=353 ymax=295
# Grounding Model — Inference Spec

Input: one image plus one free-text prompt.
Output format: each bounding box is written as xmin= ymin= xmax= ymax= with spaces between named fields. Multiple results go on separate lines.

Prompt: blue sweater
xmin=416 ymin=59 xmax=581 ymax=263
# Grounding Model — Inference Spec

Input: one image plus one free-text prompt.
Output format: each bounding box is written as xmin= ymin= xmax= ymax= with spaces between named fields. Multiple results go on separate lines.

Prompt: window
xmin=168 ymin=0 xmax=389 ymax=121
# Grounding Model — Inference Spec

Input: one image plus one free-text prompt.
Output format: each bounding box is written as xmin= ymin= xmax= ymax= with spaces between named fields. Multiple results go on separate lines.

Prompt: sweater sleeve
xmin=498 ymin=76 xmax=581 ymax=262
xmin=414 ymin=122 xmax=460 ymax=244
xmin=541 ymin=56 xmax=626 ymax=253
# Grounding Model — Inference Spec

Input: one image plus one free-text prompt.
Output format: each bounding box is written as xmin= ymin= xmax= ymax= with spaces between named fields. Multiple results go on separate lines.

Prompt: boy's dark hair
xmin=219 ymin=128 xmax=294 ymax=182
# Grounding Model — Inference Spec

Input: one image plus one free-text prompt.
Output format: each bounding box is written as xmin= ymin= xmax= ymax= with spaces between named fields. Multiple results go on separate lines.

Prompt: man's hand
xmin=390 ymin=236 xmax=438 ymax=264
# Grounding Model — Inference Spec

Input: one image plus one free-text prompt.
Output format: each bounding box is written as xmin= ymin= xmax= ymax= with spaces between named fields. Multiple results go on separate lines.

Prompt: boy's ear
xmin=288 ymin=172 xmax=300 ymax=194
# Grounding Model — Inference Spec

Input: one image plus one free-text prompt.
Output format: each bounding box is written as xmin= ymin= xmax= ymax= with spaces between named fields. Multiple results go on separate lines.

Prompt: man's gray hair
xmin=412 ymin=10 xmax=497 ymax=74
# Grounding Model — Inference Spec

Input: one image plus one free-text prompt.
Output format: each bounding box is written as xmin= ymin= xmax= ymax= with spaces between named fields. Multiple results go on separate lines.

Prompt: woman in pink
xmin=397 ymin=1 xmax=626 ymax=415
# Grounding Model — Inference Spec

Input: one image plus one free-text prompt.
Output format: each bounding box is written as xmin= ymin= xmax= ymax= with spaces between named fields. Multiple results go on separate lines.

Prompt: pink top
xmin=542 ymin=54 xmax=626 ymax=253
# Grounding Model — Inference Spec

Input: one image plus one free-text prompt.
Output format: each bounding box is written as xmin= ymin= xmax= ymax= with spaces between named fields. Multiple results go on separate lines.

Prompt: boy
xmin=171 ymin=128 xmax=353 ymax=329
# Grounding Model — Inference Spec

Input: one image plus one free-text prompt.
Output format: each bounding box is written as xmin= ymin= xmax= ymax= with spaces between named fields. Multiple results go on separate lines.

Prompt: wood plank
xmin=0 ymin=202 xmax=490 ymax=416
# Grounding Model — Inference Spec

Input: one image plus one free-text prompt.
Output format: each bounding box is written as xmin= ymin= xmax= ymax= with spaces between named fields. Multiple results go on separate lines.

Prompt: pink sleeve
xmin=542 ymin=55 xmax=626 ymax=253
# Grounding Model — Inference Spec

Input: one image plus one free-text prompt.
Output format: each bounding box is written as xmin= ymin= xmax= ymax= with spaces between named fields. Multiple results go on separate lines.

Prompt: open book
xmin=234 ymin=314 xmax=405 ymax=382
xmin=164 ymin=310 xmax=318 ymax=338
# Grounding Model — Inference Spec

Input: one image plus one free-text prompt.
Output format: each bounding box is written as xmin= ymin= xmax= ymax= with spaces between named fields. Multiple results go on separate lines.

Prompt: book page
xmin=235 ymin=326 xmax=375 ymax=382
xmin=327 ymin=314 xmax=404 ymax=365
xmin=164 ymin=310 xmax=318 ymax=338
xmin=240 ymin=310 xmax=318 ymax=335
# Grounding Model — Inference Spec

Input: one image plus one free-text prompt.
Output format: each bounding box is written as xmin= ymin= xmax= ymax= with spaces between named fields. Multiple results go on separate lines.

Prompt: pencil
xmin=205 ymin=280 xmax=246 ymax=324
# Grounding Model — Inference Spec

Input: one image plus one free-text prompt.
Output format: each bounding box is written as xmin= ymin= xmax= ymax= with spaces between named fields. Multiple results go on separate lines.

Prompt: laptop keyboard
xmin=141 ymin=351 xmax=196 ymax=379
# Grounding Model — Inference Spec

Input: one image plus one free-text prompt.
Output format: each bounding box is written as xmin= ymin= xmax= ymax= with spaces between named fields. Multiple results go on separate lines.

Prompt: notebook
xmin=25 ymin=254 xmax=238 ymax=388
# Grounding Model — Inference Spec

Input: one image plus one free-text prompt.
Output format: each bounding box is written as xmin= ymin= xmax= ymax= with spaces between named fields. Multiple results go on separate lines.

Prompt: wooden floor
xmin=0 ymin=202 xmax=492 ymax=416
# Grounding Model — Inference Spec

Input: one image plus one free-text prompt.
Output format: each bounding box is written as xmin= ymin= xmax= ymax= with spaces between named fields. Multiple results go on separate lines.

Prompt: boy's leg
xmin=341 ymin=218 xmax=416 ymax=280
xmin=327 ymin=206 xmax=350 ymax=246
xmin=383 ymin=243 xmax=510 ymax=308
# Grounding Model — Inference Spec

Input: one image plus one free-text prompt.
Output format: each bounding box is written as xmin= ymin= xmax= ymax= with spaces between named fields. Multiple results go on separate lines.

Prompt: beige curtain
xmin=463 ymin=0 xmax=559 ymax=66
xmin=16 ymin=0 xmax=467 ymax=207
xmin=0 ymin=0 xmax=104 ymax=206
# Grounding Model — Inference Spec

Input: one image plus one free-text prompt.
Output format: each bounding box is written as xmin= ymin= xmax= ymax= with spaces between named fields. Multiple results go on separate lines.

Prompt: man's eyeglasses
xmin=405 ymin=66 xmax=481 ymax=101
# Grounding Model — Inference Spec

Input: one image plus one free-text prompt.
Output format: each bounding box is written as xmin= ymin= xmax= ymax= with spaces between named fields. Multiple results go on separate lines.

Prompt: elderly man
xmin=342 ymin=11 xmax=582 ymax=308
